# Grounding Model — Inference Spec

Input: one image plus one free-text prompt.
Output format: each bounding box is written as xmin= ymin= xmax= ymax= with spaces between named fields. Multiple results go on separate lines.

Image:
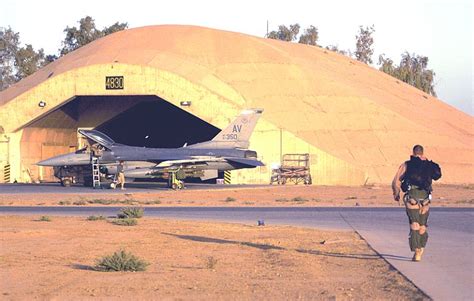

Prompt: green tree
xmin=60 ymin=16 xmax=127 ymax=56
xmin=326 ymin=45 xmax=348 ymax=56
xmin=355 ymin=25 xmax=375 ymax=64
xmin=378 ymin=54 xmax=396 ymax=76
xmin=15 ymin=44 xmax=45 ymax=79
xmin=43 ymin=54 xmax=58 ymax=66
xmin=398 ymin=52 xmax=436 ymax=96
xmin=267 ymin=24 xmax=300 ymax=42
xmin=60 ymin=16 xmax=102 ymax=56
xmin=298 ymin=25 xmax=319 ymax=46
xmin=0 ymin=17 xmax=126 ymax=91
xmin=378 ymin=52 xmax=436 ymax=96
xmin=0 ymin=27 xmax=20 ymax=90
xmin=1 ymin=27 xmax=49 ymax=90
xmin=102 ymin=22 xmax=129 ymax=36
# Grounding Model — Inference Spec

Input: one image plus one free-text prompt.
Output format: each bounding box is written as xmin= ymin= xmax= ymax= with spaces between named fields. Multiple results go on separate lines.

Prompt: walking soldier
xmin=392 ymin=145 xmax=442 ymax=261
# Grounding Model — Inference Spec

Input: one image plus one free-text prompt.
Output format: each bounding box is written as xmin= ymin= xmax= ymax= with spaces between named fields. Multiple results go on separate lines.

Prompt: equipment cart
xmin=270 ymin=153 xmax=312 ymax=185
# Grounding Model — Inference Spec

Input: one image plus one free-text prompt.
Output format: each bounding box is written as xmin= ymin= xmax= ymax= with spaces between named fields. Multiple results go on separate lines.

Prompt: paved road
xmin=1 ymin=206 xmax=472 ymax=300
xmin=0 ymin=183 xmax=265 ymax=194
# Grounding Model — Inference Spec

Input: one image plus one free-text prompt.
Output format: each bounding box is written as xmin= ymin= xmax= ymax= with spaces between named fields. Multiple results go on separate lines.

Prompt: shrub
xmin=144 ymin=200 xmax=161 ymax=205
xmin=118 ymin=207 xmax=144 ymax=219
xmin=291 ymin=197 xmax=308 ymax=203
xmin=85 ymin=199 xmax=138 ymax=205
xmin=111 ymin=218 xmax=137 ymax=226
xmin=224 ymin=197 xmax=236 ymax=202
xmin=73 ymin=200 xmax=87 ymax=205
xmin=275 ymin=198 xmax=289 ymax=202
xmin=205 ymin=256 xmax=218 ymax=269
xmin=38 ymin=216 xmax=51 ymax=222
xmin=87 ymin=199 xmax=118 ymax=205
xmin=58 ymin=201 xmax=71 ymax=205
xmin=123 ymin=199 xmax=137 ymax=205
xmin=95 ymin=249 xmax=149 ymax=272
xmin=86 ymin=215 xmax=106 ymax=221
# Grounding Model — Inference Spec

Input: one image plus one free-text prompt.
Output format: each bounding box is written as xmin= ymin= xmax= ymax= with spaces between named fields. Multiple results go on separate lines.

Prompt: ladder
xmin=92 ymin=156 xmax=101 ymax=189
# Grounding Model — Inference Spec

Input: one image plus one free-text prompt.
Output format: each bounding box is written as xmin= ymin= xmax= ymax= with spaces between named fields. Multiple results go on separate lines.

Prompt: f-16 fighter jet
xmin=37 ymin=109 xmax=264 ymax=189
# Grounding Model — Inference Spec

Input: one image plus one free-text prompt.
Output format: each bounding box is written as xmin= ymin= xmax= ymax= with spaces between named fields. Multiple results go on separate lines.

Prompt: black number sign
xmin=105 ymin=76 xmax=124 ymax=90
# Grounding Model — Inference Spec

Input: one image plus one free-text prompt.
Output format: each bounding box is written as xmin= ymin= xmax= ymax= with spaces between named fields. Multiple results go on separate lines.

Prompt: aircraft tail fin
xmin=206 ymin=109 xmax=263 ymax=149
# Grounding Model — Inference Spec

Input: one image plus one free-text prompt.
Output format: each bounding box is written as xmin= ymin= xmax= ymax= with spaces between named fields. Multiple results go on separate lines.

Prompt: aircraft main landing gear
xmin=168 ymin=169 xmax=185 ymax=190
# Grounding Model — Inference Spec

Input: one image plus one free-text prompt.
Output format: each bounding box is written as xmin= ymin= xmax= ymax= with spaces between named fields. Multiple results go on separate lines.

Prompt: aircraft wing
xmin=124 ymin=156 xmax=264 ymax=180
xmin=225 ymin=157 xmax=265 ymax=167
xmin=154 ymin=157 xmax=264 ymax=169
xmin=155 ymin=157 xmax=225 ymax=168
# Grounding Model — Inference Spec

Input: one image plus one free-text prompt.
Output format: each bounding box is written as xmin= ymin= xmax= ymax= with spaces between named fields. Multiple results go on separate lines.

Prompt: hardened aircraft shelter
xmin=0 ymin=25 xmax=472 ymax=185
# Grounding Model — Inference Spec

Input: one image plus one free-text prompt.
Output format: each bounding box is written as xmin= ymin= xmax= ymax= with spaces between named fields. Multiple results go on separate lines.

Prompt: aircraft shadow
xmin=161 ymin=232 xmax=285 ymax=251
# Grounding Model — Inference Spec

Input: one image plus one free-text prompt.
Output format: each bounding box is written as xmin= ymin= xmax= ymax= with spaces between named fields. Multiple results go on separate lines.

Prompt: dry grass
xmin=86 ymin=215 xmax=106 ymax=221
xmin=205 ymin=256 xmax=218 ymax=269
xmin=224 ymin=197 xmax=236 ymax=202
xmin=111 ymin=218 xmax=137 ymax=226
xmin=37 ymin=216 xmax=51 ymax=222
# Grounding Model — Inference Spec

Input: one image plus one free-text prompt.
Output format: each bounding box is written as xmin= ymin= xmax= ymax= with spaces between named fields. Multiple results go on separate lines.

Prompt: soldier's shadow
xmin=377 ymin=253 xmax=412 ymax=261
xmin=296 ymin=249 xmax=411 ymax=261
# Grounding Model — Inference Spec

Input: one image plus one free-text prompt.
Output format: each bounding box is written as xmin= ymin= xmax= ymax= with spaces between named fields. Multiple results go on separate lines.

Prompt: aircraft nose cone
xmin=37 ymin=152 xmax=91 ymax=166
xmin=36 ymin=158 xmax=60 ymax=166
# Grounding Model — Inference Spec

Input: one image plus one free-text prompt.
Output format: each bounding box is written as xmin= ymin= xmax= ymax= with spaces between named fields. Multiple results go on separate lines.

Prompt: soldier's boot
xmin=413 ymin=248 xmax=422 ymax=262
xmin=418 ymin=231 xmax=428 ymax=260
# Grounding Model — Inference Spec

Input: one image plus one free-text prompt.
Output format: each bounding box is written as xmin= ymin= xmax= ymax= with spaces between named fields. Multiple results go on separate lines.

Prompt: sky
xmin=1 ymin=0 xmax=472 ymax=115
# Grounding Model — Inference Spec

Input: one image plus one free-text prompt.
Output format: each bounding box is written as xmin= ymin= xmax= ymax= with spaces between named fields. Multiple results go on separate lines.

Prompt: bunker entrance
xmin=95 ymin=97 xmax=220 ymax=148
xmin=21 ymin=95 xmax=221 ymax=182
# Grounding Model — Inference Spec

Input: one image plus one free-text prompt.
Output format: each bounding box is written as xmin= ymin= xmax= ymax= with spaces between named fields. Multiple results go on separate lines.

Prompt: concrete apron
xmin=353 ymin=226 xmax=472 ymax=300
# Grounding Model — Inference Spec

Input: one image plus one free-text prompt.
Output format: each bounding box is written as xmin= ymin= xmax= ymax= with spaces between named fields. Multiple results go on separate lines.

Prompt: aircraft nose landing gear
xmin=171 ymin=181 xmax=184 ymax=190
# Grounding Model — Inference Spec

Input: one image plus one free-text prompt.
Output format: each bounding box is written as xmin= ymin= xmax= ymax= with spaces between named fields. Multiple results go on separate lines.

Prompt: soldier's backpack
xmin=401 ymin=156 xmax=442 ymax=192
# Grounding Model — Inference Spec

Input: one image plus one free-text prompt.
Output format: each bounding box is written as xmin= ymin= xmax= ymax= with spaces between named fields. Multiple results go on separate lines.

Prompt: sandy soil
xmin=0 ymin=184 xmax=472 ymax=207
xmin=0 ymin=216 xmax=427 ymax=300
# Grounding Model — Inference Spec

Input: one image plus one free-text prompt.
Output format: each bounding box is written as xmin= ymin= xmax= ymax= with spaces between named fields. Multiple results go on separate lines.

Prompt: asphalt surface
xmin=1 ymin=206 xmax=472 ymax=300
xmin=0 ymin=182 xmax=265 ymax=194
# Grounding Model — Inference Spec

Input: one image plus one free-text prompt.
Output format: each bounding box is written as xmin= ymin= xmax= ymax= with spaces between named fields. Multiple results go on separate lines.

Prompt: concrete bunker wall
xmin=1 ymin=63 xmax=367 ymax=185
xmin=21 ymin=128 xmax=77 ymax=182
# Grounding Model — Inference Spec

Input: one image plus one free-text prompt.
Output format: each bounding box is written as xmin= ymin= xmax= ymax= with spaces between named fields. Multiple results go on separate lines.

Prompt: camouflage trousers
xmin=406 ymin=202 xmax=430 ymax=252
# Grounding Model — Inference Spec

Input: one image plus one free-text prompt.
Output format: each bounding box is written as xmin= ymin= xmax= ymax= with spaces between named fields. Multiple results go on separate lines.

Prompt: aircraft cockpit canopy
xmin=79 ymin=130 xmax=115 ymax=147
